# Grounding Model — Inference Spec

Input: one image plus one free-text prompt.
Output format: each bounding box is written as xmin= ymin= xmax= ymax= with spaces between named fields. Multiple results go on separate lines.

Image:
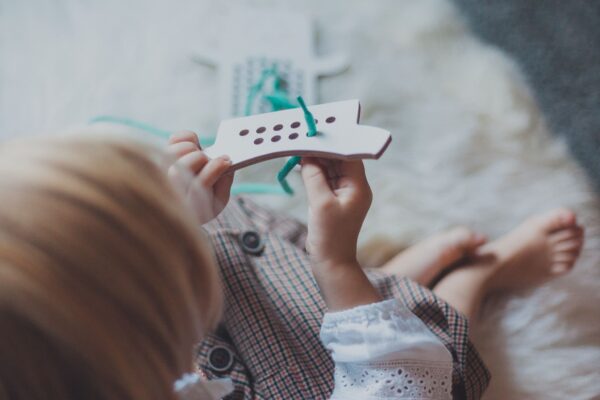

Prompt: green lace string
xmin=275 ymin=96 xmax=318 ymax=194
xmin=89 ymin=115 xmax=216 ymax=147
xmin=243 ymin=65 xmax=319 ymax=194
xmin=88 ymin=115 xmax=287 ymax=195
xmin=244 ymin=66 xmax=296 ymax=116
xmin=296 ymin=96 xmax=317 ymax=136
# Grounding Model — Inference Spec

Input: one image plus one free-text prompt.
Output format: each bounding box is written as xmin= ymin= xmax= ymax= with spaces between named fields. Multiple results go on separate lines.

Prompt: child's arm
xmin=300 ymin=157 xmax=381 ymax=311
xmin=302 ymin=158 xmax=454 ymax=400
xmin=167 ymin=131 xmax=234 ymax=224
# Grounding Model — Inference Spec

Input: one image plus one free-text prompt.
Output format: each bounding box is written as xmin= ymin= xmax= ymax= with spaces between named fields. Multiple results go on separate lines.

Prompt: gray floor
xmin=453 ymin=0 xmax=600 ymax=190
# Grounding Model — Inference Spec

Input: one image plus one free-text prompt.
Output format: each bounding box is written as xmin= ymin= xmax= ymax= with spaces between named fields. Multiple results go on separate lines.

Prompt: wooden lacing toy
xmin=204 ymin=98 xmax=392 ymax=193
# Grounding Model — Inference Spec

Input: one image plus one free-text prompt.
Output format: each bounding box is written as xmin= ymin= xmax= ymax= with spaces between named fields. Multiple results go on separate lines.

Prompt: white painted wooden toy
xmin=194 ymin=9 xmax=348 ymax=118
xmin=204 ymin=99 xmax=391 ymax=171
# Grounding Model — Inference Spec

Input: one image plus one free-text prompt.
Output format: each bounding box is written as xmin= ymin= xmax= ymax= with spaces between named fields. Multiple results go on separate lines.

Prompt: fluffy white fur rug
xmin=1 ymin=0 xmax=599 ymax=398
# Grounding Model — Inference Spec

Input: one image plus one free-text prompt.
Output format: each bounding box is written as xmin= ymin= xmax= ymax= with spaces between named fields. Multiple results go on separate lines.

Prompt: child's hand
xmin=167 ymin=131 xmax=234 ymax=224
xmin=301 ymin=157 xmax=380 ymax=311
xmin=301 ymin=157 xmax=372 ymax=267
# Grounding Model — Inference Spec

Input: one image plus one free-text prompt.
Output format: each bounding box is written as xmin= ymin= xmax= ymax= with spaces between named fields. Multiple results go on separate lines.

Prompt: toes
xmin=552 ymin=251 xmax=578 ymax=265
xmin=553 ymin=238 xmax=583 ymax=253
xmin=551 ymin=262 xmax=573 ymax=275
xmin=550 ymin=226 xmax=584 ymax=244
xmin=447 ymin=226 xmax=487 ymax=251
xmin=549 ymin=219 xmax=583 ymax=275
xmin=471 ymin=232 xmax=488 ymax=247
xmin=539 ymin=208 xmax=577 ymax=233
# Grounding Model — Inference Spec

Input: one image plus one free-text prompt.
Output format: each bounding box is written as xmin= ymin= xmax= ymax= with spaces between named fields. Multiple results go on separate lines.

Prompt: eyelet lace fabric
xmin=322 ymin=299 xmax=454 ymax=399
xmin=332 ymin=360 xmax=452 ymax=400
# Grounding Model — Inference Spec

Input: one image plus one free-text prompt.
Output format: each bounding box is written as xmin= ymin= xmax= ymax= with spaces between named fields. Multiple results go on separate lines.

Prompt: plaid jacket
xmin=197 ymin=197 xmax=490 ymax=399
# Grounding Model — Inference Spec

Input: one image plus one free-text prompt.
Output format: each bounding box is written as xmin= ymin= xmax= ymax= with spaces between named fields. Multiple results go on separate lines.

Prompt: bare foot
xmin=434 ymin=208 xmax=584 ymax=320
xmin=379 ymin=227 xmax=487 ymax=287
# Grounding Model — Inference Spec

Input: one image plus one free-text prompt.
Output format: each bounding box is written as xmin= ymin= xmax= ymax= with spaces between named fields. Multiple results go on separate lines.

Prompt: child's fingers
xmin=167 ymin=164 xmax=189 ymax=195
xmin=177 ymin=150 xmax=209 ymax=175
xmin=339 ymin=160 xmax=366 ymax=181
xmin=338 ymin=160 xmax=368 ymax=190
xmin=169 ymin=130 xmax=201 ymax=149
xmin=214 ymin=171 xmax=234 ymax=204
xmin=197 ymin=156 xmax=232 ymax=188
xmin=168 ymin=141 xmax=198 ymax=158
xmin=301 ymin=157 xmax=334 ymax=206
xmin=337 ymin=160 xmax=372 ymax=207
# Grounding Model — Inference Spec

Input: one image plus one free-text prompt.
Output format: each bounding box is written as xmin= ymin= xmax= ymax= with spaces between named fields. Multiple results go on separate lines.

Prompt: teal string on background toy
xmin=244 ymin=66 xmax=296 ymax=116
xmin=89 ymin=115 xmax=216 ymax=147
xmin=88 ymin=115 xmax=287 ymax=195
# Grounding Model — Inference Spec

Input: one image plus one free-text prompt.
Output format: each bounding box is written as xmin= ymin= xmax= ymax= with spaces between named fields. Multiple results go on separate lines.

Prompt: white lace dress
xmin=175 ymin=299 xmax=453 ymax=400
xmin=321 ymin=299 xmax=453 ymax=400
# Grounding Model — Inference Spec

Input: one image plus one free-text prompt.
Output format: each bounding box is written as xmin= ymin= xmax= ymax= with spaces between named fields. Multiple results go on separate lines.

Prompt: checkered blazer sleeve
xmin=367 ymin=271 xmax=491 ymax=400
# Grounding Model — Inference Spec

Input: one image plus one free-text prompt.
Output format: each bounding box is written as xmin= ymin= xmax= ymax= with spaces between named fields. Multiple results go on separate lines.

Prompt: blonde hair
xmin=0 ymin=136 xmax=221 ymax=399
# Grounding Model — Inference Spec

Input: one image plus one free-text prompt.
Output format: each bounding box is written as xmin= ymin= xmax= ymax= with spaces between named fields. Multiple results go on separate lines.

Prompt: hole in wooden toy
xmin=256 ymin=127 xmax=266 ymax=134
xmin=254 ymin=138 xmax=264 ymax=145
xmin=326 ymin=116 xmax=336 ymax=123
xmin=289 ymin=133 xmax=299 ymax=140
xmin=273 ymin=124 xmax=283 ymax=131
xmin=314 ymin=119 xmax=318 ymax=124
xmin=239 ymin=129 xmax=249 ymax=136
xmin=271 ymin=135 xmax=281 ymax=142
xmin=291 ymin=121 xmax=301 ymax=129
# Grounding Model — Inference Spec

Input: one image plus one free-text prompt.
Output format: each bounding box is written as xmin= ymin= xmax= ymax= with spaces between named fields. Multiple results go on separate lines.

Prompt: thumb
xmin=301 ymin=158 xmax=333 ymax=206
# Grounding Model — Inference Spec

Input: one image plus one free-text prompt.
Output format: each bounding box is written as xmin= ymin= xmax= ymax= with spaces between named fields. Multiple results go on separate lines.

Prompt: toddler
xmin=0 ymin=133 xmax=583 ymax=400
xmin=170 ymin=130 xmax=583 ymax=399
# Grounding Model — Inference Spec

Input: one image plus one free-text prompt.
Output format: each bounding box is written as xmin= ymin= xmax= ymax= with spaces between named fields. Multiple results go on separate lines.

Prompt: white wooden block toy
xmin=204 ymin=99 xmax=391 ymax=171
xmin=194 ymin=9 xmax=348 ymax=118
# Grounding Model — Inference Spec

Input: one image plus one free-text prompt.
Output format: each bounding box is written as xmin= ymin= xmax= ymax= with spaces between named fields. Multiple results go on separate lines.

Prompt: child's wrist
xmin=309 ymin=257 xmax=381 ymax=312
xmin=311 ymin=257 xmax=361 ymax=274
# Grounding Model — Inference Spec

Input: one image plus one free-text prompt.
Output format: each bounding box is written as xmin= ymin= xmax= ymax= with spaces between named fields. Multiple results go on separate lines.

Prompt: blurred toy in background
xmin=192 ymin=9 xmax=348 ymax=118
